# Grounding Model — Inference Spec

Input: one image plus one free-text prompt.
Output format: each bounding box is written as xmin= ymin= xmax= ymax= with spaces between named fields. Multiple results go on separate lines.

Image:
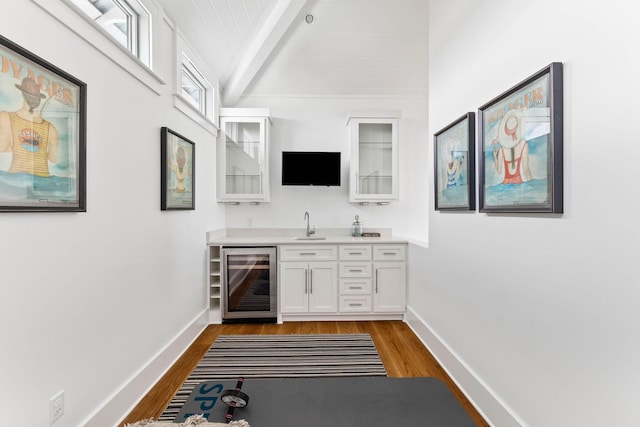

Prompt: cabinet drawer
xmin=373 ymin=245 xmax=406 ymax=261
xmin=339 ymin=296 xmax=372 ymax=313
xmin=339 ymin=278 xmax=372 ymax=295
xmin=280 ymin=245 xmax=338 ymax=261
xmin=339 ymin=262 xmax=372 ymax=277
xmin=339 ymin=245 xmax=372 ymax=260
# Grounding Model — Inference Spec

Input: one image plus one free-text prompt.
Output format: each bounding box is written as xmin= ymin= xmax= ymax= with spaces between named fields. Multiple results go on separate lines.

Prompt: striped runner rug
xmin=159 ymin=333 xmax=387 ymax=421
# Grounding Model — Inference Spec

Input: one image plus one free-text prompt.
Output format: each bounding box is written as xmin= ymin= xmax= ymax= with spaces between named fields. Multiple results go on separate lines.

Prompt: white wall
xmin=408 ymin=1 xmax=640 ymax=426
xmin=226 ymin=96 xmax=429 ymax=239
xmin=0 ymin=3 xmax=225 ymax=426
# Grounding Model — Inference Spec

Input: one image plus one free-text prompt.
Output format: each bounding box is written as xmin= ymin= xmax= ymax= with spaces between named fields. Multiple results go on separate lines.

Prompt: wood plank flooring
xmin=120 ymin=321 xmax=488 ymax=426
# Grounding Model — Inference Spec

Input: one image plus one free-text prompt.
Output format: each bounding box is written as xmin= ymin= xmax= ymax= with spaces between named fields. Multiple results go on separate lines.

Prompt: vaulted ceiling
xmin=154 ymin=0 xmax=428 ymax=106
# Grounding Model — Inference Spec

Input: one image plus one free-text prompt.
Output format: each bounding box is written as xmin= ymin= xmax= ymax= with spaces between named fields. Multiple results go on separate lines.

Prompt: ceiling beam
xmin=222 ymin=0 xmax=308 ymax=106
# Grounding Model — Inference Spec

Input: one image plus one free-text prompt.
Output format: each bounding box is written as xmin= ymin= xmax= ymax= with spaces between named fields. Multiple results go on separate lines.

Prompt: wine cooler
xmin=221 ymin=247 xmax=277 ymax=323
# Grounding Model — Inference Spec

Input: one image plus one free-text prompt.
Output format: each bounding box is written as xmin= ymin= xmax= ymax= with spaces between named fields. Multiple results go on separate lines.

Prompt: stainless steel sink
xmin=293 ymin=236 xmax=327 ymax=240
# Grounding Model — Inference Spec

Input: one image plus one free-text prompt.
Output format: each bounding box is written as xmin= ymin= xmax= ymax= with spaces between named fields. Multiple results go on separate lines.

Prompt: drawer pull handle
xmin=349 ymin=303 xmax=363 ymax=307
xmin=300 ymin=252 xmax=317 ymax=256
xmin=348 ymin=286 xmax=362 ymax=290
xmin=383 ymin=252 xmax=396 ymax=255
xmin=349 ymin=252 xmax=362 ymax=255
xmin=349 ymin=269 xmax=362 ymax=272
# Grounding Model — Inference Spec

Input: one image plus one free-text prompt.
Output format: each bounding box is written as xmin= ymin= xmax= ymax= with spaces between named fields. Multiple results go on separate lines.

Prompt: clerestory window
xmin=66 ymin=0 xmax=151 ymax=67
xmin=173 ymin=31 xmax=219 ymax=133
xmin=181 ymin=55 xmax=207 ymax=115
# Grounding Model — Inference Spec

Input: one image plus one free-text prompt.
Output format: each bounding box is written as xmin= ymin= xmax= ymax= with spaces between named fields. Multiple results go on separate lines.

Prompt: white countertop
xmin=207 ymin=227 xmax=408 ymax=246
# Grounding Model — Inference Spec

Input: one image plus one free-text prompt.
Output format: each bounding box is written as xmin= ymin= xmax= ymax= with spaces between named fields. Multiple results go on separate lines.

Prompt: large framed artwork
xmin=161 ymin=127 xmax=195 ymax=210
xmin=0 ymin=35 xmax=86 ymax=212
xmin=434 ymin=112 xmax=475 ymax=211
xmin=478 ymin=62 xmax=563 ymax=213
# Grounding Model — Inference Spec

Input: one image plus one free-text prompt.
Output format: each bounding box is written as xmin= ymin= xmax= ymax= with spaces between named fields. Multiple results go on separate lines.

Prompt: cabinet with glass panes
xmin=347 ymin=111 xmax=400 ymax=204
xmin=217 ymin=108 xmax=271 ymax=203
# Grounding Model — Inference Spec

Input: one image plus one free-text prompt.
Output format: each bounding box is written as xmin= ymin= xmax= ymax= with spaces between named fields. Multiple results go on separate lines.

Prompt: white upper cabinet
xmin=347 ymin=111 xmax=400 ymax=204
xmin=217 ymin=108 xmax=271 ymax=203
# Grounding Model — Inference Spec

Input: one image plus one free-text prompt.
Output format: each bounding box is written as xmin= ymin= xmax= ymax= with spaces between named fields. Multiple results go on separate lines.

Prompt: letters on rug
xmin=160 ymin=333 xmax=386 ymax=421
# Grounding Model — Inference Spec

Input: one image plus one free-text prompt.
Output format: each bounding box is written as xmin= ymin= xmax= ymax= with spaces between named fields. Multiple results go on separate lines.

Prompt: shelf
xmin=209 ymin=246 xmax=223 ymax=311
xmin=360 ymin=145 xmax=392 ymax=150
xmin=227 ymin=142 xmax=260 ymax=145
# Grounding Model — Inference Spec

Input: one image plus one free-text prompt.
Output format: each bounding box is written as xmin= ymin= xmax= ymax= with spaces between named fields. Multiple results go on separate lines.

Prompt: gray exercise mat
xmin=176 ymin=377 xmax=476 ymax=426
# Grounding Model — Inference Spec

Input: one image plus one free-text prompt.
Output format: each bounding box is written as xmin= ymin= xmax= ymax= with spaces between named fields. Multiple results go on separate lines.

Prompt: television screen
xmin=282 ymin=151 xmax=341 ymax=186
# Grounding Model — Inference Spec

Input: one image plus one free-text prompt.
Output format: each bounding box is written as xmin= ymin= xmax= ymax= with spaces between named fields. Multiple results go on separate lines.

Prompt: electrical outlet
xmin=49 ymin=390 xmax=64 ymax=425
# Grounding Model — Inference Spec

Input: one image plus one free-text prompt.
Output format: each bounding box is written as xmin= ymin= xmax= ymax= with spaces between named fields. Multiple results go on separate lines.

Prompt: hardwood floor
xmin=120 ymin=321 xmax=488 ymax=426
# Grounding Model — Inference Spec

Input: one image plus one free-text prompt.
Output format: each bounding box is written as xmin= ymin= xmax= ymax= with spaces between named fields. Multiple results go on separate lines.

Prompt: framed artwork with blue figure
xmin=161 ymin=127 xmax=195 ymax=210
xmin=478 ymin=62 xmax=563 ymax=213
xmin=434 ymin=112 xmax=475 ymax=211
xmin=0 ymin=34 xmax=86 ymax=212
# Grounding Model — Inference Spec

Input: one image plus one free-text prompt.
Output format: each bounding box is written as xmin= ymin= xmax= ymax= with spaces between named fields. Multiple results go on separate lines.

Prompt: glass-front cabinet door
xmin=348 ymin=112 xmax=400 ymax=204
xmin=217 ymin=108 xmax=271 ymax=203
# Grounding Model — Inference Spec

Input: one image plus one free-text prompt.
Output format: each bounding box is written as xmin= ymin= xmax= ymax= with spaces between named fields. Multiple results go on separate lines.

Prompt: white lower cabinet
xmin=338 ymin=244 xmax=406 ymax=315
xmin=278 ymin=243 xmax=406 ymax=319
xmin=279 ymin=262 xmax=338 ymax=313
xmin=373 ymin=261 xmax=406 ymax=312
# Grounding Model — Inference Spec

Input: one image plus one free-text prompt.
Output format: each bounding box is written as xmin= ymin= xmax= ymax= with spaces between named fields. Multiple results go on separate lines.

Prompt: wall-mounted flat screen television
xmin=282 ymin=151 xmax=341 ymax=186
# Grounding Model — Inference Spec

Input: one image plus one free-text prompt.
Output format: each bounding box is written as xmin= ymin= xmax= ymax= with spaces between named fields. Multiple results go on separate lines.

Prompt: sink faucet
xmin=304 ymin=211 xmax=316 ymax=237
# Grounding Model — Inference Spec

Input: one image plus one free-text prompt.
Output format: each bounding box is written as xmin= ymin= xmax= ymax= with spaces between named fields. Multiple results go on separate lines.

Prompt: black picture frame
xmin=0 ymin=34 xmax=87 ymax=212
xmin=434 ymin=112 xmax=476 ymax=211
xmin=478 ymin=62 xmax=563 ymax=213
xmin=161 ymin=127 xmax=195 ymax=210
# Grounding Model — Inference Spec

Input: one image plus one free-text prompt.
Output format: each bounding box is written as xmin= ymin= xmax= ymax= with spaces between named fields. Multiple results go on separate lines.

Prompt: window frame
xmin=181 ymin=54 xmax=207 ymax=114
xmin=32 ymin=0 xmax=164 ymax=94
xmin=64 ymin=0 xmax=150 ymax=65
xmin=173 ymin=29 xmax=219 ymax=136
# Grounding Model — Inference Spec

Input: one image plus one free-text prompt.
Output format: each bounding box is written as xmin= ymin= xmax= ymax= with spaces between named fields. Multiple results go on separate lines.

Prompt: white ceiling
xmin=155 ymin=0 xmax=428 ymax=105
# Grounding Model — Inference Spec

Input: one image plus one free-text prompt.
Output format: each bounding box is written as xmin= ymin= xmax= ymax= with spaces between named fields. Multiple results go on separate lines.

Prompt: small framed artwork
xmin=478 ymin=62 xmax=563 ymax=213
xmin=161 ymin=127 xmax=195 ymax=210
xmin=0 ymin=34 xmax=86 ymax=212
xmin=434 ymin=112 xmax=476 ymax=211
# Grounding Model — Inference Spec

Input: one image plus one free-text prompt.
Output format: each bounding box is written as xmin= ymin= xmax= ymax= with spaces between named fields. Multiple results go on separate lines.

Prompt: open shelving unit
xmin=208 ymin=245 xmax=222 ymax=323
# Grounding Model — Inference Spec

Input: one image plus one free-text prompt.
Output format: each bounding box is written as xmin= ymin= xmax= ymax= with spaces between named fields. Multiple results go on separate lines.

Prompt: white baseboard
xmin=405 ymin=306 xmax=523 ymax=427
xmin=82 ymin=309 xmax=209 ymax=427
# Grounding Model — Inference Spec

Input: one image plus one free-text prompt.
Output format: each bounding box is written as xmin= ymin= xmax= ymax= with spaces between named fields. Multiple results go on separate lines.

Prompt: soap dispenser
xmin=351 ymin=215 xmax=363 ymax=237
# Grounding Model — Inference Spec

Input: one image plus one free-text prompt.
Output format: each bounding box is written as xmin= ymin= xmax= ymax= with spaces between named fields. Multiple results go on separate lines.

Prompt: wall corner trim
xmin=405 ymin=307 xmax=524 ymax=427
xmin=82 ymin=309 xmax=209 ymax=427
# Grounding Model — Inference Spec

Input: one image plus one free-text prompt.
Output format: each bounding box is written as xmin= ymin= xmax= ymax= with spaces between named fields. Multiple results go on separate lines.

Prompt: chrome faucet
xmin=304 ymin=211 xmax=316 ymax=237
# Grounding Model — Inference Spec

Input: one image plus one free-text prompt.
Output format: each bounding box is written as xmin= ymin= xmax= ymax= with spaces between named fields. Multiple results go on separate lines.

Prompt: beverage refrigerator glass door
xmin=221 ymin=247 xmax=277 ymax=322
